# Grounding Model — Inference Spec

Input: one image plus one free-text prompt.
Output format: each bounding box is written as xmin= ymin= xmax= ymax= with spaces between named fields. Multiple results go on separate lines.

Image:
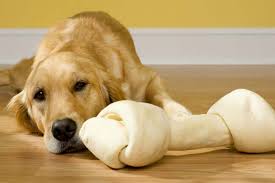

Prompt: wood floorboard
xmin=1 ymin=65 xmax=275 ymax=183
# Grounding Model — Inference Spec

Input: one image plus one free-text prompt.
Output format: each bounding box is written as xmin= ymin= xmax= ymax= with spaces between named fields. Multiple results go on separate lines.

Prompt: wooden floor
xmin=1 ymin=65 xmax=275 ymax=183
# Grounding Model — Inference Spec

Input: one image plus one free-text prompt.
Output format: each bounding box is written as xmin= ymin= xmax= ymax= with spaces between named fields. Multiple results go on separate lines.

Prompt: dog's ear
xmin=7 ymin=91 xmax=40 ymax=134
xmin=95 ymin=65 xmax=125 ymax=103
xmin=0 ymin=69 xmax=11 ymax=86
xmin=103 ymin=78 xmax=125 ymax=103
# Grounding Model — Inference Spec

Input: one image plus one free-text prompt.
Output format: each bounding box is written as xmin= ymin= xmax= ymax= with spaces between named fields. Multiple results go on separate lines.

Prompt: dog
xmin=4 ymin=12 xmax=191 ymax=153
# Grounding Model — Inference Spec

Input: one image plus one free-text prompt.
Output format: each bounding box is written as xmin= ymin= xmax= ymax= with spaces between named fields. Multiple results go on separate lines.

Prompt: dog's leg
xmin=145 ymin=74 xmax=191 ymax=121
xmin=0 ymin=57 xmax=33 ymax=93
xmin=0 ymin=69 xmax=11 ymax=86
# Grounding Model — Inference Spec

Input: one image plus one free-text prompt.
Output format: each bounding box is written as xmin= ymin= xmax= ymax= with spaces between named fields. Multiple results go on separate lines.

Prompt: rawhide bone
xmin=80 ymin=89 xmax=275 ymax=169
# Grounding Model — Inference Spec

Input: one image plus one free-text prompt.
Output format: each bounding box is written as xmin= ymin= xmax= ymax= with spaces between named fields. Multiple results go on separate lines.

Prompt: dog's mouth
xmin=59 ymin=136 xmax=87 ymax=153
xmin=45 ymin=134 xmax=86 ymax=154
xmin=60 ymin=140 xmax=85 ymax=153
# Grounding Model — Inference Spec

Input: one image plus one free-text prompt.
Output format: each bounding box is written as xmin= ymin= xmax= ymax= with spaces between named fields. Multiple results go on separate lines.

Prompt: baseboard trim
xmin=1 ymin=28 xmax=275 ymax=34
xmin=1 ymin=28 xmax=275 ymax=64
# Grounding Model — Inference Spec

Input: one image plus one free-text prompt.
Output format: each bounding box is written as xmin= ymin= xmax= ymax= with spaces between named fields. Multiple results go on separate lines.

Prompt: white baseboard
xmin=0 ymin=28 xmax=275 ymax=65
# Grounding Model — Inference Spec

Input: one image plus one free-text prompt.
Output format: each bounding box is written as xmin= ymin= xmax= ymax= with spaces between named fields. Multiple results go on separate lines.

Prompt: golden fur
xmin=0 ymin=57 xmax=33 ymax=93
xmin=5 ymin=11 xmax=190 ymax=153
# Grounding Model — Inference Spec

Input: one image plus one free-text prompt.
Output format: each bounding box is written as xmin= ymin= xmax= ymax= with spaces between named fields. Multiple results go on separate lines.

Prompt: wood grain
xmin=1 ymin=65 xmax=275 ymax=183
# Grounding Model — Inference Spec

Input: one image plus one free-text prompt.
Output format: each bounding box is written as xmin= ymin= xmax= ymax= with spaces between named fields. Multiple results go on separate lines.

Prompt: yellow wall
xmin=0 ymin=0 xmax=274 ymax=28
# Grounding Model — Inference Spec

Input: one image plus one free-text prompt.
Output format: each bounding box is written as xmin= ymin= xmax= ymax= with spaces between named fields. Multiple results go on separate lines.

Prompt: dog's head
xmin=8 ymin=52 xmax=124 ymax=153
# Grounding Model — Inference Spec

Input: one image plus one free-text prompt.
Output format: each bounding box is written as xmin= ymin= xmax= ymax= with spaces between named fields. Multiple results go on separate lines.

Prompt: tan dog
xmin=6 ymin=12 xmax=190 ymax=153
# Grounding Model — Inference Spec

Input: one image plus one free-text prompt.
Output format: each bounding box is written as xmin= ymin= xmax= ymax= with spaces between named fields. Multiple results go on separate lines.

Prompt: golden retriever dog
xmin=4 ymin=11 xmax=190 ymax=153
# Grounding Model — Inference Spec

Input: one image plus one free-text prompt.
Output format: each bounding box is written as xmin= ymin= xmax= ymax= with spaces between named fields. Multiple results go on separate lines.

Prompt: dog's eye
xmin=74 ymin=81 xmax=87 ymax=92
xmin=34 ymin=89 xmax=45 ymax=101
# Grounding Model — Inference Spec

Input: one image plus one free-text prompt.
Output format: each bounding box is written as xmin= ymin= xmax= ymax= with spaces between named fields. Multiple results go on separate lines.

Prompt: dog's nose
xmin=52 ymin=118 xmax=77 ymax=141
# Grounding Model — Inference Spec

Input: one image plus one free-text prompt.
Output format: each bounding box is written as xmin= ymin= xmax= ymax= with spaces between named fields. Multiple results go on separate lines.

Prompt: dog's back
xmin=34 ymin=11 xmax=142 ymax=80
